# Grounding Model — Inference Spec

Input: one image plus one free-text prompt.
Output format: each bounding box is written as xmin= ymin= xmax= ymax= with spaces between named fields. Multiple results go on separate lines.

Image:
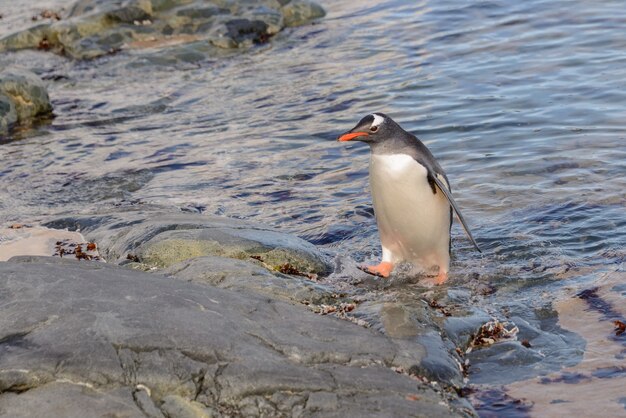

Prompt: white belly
xmin=369 ymin=154 xmax=451 ymax=272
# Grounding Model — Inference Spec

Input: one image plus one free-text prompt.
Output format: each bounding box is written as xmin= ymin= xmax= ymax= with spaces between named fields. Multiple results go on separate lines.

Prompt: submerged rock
xmin=0 ymin=69 xmax=52 ymax=136
xmin=0 ymin=0 xmax=326 ymax=60
xmin=0 ymin=257 xmax=466 ymax=417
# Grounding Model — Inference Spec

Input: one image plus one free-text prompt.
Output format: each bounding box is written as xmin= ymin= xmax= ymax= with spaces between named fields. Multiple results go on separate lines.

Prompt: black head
xmin=337 ymin=112 xmax=443 ymax=172
xmin=337 ymin=113 xmax=398 ymax=145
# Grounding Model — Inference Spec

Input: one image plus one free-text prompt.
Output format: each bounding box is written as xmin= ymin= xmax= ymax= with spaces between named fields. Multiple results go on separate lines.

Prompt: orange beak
xmin=337 ymin=132 xmax=369 ymax=142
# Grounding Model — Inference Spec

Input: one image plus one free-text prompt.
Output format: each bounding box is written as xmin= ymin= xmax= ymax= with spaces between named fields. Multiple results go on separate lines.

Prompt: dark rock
xmin=105 ymin=6 xmax=152 ymax=24
xmin=38 ymin=209 xmax=478 ymax=413
xmin=411 ymin=331 xmax=464 ymax=386
xmin=225 ymin=19 xmax=269 ymax=45
xmin=0 ymin=257 xmax=467 ymax=417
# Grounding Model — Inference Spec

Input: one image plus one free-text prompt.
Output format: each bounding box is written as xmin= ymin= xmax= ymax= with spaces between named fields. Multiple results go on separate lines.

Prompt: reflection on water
xmin=1 ymin=0 xmax=625 ymax=415
xmin=505 ymin=271 xmax=626 ymax=417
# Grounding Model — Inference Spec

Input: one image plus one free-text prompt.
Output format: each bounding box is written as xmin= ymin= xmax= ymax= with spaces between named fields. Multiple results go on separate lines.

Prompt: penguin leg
xmin=359 ymin=262 xmax=393 ymax=278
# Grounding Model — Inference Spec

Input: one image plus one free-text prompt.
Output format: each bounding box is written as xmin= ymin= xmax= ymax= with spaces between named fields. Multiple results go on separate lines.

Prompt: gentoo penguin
xmin=338 ymin=113 xmax=481 ymax=282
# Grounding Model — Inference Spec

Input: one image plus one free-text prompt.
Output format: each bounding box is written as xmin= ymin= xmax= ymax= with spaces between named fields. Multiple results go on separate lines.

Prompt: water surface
xmin=1 ymin=0 xmax=625 ymax=415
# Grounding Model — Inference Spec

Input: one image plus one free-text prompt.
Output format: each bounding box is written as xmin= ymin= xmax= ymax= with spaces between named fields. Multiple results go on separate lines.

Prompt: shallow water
xmin=504 ymin=270 xmax=626 ymax=417
xmin=1 ymin=0 xmax=625 ymax=415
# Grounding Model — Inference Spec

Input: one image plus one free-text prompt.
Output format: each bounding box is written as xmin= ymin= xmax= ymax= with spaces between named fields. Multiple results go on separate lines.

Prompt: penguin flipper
xmin=429 ymin=174 xmax=482 ymax=253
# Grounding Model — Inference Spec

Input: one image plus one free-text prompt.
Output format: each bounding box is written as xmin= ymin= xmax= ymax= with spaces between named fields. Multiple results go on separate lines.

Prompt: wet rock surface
xmin=0 ymin=256 xmax=468 ymax=417
xmin=44 ymin=207 xmax=331 ymax=276
xmin=5 ymin=206 xmax=593 ymax=416
xmin=466 ymin=302 xmax=584 ymax=385
xmin=0 ymin=0 xmax=326 ymax=60
xmin=0 ymin=69 xmax=52 ymax=136
xmin=161 ymin=255 xmax=331 ymax=305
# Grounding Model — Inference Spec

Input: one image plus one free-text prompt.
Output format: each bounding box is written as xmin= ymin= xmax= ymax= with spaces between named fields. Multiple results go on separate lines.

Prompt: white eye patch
xmin=371 ymin=113 xmax=385 ymax=127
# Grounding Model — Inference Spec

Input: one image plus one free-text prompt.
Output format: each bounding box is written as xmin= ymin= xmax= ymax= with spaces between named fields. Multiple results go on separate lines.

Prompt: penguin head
xmin=337 ymin=113 xmax=392 ymax=144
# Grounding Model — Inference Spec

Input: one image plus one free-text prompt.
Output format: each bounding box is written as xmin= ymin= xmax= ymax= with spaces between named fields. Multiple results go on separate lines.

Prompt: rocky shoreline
xmin=0 ymin=0 xmax=326 ymax=60
xmin=2 ymin=203 xmax=614 ymax=416
xmin=1 ymin=0 xmax=623 ymax=415
xmin=1 ymin=206 xmax=478 ymax=417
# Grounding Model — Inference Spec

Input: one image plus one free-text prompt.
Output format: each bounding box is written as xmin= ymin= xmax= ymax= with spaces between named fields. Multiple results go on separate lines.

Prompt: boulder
xmin=0 ymin=257 xmax=466 ymax=417
xmin=0 ymin=69 xmax=52 ymax=136
xmin=44 ymin=209 xmax=331 ymax=276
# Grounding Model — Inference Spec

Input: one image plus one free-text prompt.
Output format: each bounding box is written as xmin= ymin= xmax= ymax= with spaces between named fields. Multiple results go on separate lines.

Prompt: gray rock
xmin=163 ymin=254 xmax=278 ymax=284
xmin=45 ymin=209 xmax=331 ymax=276
xmin=134 ymin=386 xmax=166 ymax=418
xmin=281 ymin=0 xmax=325 ymax=27
xmin=381 ymin=302 xmax=421 ymax=338
xmin=0 ymin=257 xmax=468 ymax=417
xmin=160 ymin=395 xmax=212 ymax=418
xmin=305 ymin=391 xmax=338 ymax=412
xmin=345 ymin=298 xmax=465 ymax=388
xmin=0 ymin=381 xmax=144 ymax=418
xmin=162 ymin=255 xmax=331 ymax=304
xmin=411 ymin=331 xmax=464 ymax=386
xmin=175 ymin=6 xmax=228 ymax=19
xmin=38 ymin=209 xmax=479 ymax=411
xmin=0 ymin=0 xmax=326 ymax=60
xmin=0 ymin=69 xmax=52 ymax=136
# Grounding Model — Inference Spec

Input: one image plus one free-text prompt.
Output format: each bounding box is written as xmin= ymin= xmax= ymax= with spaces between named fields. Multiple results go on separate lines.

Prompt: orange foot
xmin=358 ymin=261 xmax=393 ymax=278
xmin=422 ymin=270 xmax=448 ymax=287
xmin=435 ymin=270 xmax=448 ymax=285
